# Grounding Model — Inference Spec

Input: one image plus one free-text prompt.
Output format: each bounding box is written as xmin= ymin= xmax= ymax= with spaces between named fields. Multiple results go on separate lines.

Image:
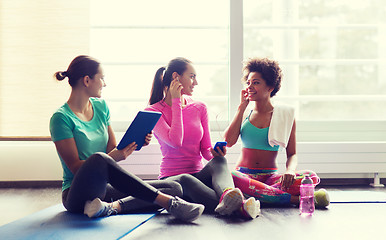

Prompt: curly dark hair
xmin=241 ymin=58 xmax=282 ymax=97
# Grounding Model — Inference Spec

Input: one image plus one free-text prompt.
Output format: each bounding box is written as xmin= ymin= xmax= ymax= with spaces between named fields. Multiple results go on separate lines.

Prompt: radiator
xmin=1 ymin=141 xmax=385 ymax=185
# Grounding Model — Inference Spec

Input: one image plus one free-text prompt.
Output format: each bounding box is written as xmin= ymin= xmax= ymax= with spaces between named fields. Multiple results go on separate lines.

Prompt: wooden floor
xmin=124 ymin=186 xmax=386 ymax=240
xmin=0 ymin=187 xmax=62 ymax=227
xmin=125 ymin=203 xmax=386 ymax=240
xmin=1 ymin=186 xmax=386 ymax=240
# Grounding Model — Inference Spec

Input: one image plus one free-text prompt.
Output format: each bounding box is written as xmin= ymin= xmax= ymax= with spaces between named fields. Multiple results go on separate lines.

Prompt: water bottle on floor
xmin=299 ymin=175 xmax=315 ymax=216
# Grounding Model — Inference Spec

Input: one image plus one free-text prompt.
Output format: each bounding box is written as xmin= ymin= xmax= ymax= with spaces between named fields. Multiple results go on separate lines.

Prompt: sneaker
xmin=240 ymin=197 xmax=260 ymax=219
xmin=314 ymin=188 xmax=330 ymax=208
xmin=167 ymin=196 xmax=205 ymax=222
xmin=214 ymin=188 xmax=244 ymax=216
xmin=84 ymin=198 xmax=118 ymax=218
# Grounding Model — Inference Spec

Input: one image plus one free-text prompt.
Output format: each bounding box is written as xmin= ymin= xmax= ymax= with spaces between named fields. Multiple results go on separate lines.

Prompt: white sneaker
xmin=241 ymin=197 xmax=260 ymax=219
xmin=84 ymin=198 xmax=117 ymax=218
xmin=214 ymin=188 xmax=244 ymax=216
xmin=167 ymin=196 xmax=205 ymax=222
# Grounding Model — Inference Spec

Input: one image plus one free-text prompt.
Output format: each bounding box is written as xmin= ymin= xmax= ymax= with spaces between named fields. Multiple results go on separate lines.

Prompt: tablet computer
xmin=117 ymin=110 xmax=162 ymax=151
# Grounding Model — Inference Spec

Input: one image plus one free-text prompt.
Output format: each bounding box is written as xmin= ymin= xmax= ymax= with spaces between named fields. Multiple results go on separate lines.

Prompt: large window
xmin=243 ymin=0 xmax=386 ymax=141
xmin=1 ymin=0 xmax=385 ymax=142
xmin=244 ymin=0 xmax=386 ymax=118
xmin=90 ymin=0 xmax=230 ymax=132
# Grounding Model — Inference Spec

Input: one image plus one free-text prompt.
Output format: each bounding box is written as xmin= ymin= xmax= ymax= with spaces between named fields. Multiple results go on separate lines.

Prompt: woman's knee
xmin=298 ymin=170 xmax=319 ymax=184
xmin=308 ymin=170 xmax=320 ymax=185
xmin=161 ymin=181 xmax=183 ymax=197
xmin=210 ymin=156 xmax=228 ymax=167
xmin=178 ymin=174 xmax=200 ymax=187
xmin=231 ymin=170 xmax=251 ymax=187
xmin=86 ymin=152 xmax=114 ymax=166
xmin=78 ymin=152 xmax=116 ymax=178
xmin=147 ymin=180 xmax=183 ymax=197
xmin=231 ymin=170 xmax=250 ymax=180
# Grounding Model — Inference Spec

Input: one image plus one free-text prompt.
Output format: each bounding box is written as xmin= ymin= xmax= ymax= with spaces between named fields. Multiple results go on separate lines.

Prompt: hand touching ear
xmin=169 ymin=78 xmax=183 ymax=99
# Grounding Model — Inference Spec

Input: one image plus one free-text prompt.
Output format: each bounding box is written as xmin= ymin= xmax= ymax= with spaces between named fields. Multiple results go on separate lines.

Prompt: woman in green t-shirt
xmin=49 ymin=55 xmax=204 ymax=222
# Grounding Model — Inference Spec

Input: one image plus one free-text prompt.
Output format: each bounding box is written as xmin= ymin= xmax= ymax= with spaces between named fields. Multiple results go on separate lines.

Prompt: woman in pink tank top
xmin=145 ymin=57 xmax=260 ymax=219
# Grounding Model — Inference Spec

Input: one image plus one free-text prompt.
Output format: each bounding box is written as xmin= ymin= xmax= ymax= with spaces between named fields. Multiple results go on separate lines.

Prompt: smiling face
xmin=178 ymin=63 xmax=198 ymax=96
xmin=244 ymin=71 xmax=273 ymax=101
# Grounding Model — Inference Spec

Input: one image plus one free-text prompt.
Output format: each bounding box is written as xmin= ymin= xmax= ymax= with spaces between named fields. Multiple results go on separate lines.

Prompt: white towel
xmin=268 ymin=105 xmax=295 ymax=148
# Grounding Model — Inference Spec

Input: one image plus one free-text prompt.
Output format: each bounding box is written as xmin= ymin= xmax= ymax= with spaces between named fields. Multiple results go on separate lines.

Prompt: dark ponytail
xmin=54 ymin=55 xmax=100 ymax=88
xmin=54 ymin=71 xmax=67 ymax=81
xmin=149 ymin=57 xmax=192 ymax=105
xmin=149 ymin=67 xmax=166 ymax=105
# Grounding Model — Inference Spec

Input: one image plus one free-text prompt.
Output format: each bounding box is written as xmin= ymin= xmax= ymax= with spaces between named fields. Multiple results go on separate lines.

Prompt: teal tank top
xmin=49 ymin=98 xmax=110 ymax=191
xmin=240 ymin=114 xmax=279 ymax=151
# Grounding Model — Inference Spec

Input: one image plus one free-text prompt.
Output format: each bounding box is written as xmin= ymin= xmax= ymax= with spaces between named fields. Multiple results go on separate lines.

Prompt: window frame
xmin=103 ymin=0 xmax=386 ymax=142
xmin=240 ymin=0 xmax=386 ymax=142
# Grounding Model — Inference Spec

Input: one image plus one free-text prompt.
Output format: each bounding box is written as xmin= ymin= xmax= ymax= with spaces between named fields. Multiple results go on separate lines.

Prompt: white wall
xmin=0 ymin=0 xmax=90 ymax=136
xmin=1 ymin=141 xmax=386 ymax=181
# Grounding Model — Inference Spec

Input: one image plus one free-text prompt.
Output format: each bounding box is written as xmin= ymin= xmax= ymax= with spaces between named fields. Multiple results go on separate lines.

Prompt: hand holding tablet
xmin=117 ymin=111 xmax=162 ymax=151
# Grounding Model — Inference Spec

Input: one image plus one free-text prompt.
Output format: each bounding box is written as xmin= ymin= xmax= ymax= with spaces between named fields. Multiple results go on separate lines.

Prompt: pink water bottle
xmin=299 ymin=175 xmax=315 ymax=215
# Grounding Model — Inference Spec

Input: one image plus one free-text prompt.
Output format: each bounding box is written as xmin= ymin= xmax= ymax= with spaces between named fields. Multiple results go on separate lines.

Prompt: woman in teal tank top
xmin=49 ymin=55 xmax=204 ymax=222
xmin=224 ymin=58 xmax=330 ymax=208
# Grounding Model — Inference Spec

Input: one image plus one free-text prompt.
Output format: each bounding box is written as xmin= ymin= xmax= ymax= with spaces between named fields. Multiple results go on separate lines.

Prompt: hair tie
xmin=160 ymin=67 xmax=166 ymax=82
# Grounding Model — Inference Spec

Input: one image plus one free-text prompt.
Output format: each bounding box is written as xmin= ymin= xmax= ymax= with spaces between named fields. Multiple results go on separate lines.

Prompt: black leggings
xmin=163 ymin=156 xmax=234 ymax=212
xmin=62 ymin=152 xmax=182 ymax=213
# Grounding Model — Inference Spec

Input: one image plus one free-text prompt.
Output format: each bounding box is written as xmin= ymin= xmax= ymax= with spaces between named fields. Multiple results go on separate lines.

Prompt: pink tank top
xmin=145 ymin=97 xmax=213 ymax=179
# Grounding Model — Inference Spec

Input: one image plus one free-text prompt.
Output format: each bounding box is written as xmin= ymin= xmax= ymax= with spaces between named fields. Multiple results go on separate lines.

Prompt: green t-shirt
xmin=49 ymin=98 xmax=110 ymax=191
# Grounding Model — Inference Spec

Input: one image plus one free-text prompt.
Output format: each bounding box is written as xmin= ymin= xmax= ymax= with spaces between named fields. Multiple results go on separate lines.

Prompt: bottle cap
xmin=301 ymin=175 xmax=313 ymax=184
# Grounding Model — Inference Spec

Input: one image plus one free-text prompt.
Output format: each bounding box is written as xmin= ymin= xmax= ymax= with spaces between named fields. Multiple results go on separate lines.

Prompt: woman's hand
xmin=210 ymin=146 xmax=227 ymax=157
xmin=281 ymin=170 xmax=296 ymax=190
xmin=108 ymin=142 xmax=137 ymax=162
xmin=240 ymin=89 xmax=250 ymax=110
xmin=169 ymin=78 xmax=183 ymax=99
xmin=143 ymin=132 xmax=153 ymax=147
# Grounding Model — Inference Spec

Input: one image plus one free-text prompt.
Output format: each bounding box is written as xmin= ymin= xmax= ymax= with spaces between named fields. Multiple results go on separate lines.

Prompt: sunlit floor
xmin=123 ymin=186 xmax=386 ymax=240
xmin=1 ymin=186 xmax=386 ymax=240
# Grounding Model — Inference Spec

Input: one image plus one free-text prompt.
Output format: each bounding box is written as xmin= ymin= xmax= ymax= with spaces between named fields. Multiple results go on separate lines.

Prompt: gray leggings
xmin=62 ymin=152 xmax=182 ymax=214
xmin=163 ymin=156 xmax=234 ymax=212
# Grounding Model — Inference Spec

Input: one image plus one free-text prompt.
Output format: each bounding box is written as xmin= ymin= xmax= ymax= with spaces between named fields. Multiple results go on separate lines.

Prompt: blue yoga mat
xmin=329 ymin=190 xmax=386 ymax=203
xmin=0 ymin=204 xmax=158 ymax=240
